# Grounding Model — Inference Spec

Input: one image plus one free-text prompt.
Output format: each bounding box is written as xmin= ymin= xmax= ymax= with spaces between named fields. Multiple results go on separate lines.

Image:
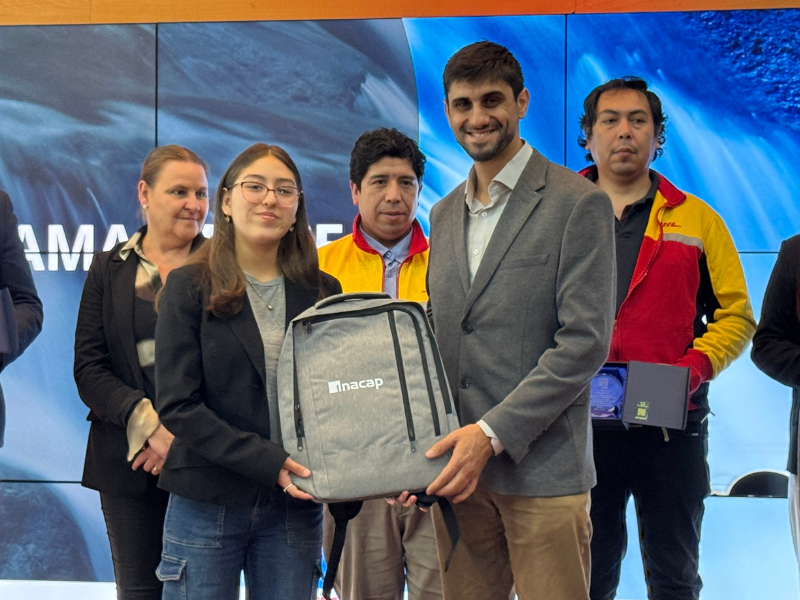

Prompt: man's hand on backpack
xmin=424 ymin=424 xmax=494 ymax=503
xmin=385 ymin=490 xmax=424 ymax=511
xmin=278 ymin=457 xmax=315 ymax=500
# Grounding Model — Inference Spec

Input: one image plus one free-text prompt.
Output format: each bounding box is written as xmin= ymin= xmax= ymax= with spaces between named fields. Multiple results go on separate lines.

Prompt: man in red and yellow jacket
xmin=578 ymin=78 xmax=755 ymax=600
xmin=319 ymin=215 xmax=428 ymax=302
xmin=319 ymin=128 xmax=440 ymax=600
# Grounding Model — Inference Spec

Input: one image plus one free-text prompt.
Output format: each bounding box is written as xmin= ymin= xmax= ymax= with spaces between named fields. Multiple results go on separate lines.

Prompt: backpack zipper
xmin=292 ymin=339 xmax=305 ymax=451
xmin=387 ymin=311 xmax=416 ymax=451
xmin=414 ymin=306 xmax=454 ymax=416
xmin=293 ymin=303 xmax=454 ymax=450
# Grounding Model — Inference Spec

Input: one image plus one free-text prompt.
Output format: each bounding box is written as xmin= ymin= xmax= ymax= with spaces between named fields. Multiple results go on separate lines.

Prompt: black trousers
xmin=100 ymin=485 xmax=170 ymax=600
xmin=590 ymin=422 xmax=710 ymax=600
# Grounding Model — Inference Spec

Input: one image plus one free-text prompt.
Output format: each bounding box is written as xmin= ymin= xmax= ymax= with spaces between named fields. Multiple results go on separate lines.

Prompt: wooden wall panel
xmin=0 ymin=0 xmax=90 ymax=25
xmin=0 ymin=0 xmax=798 ymax=26
xmin=90 ymin=0 xmax=574 ymax=24
xmin=576 ymin=0 xmax=799 ymax=12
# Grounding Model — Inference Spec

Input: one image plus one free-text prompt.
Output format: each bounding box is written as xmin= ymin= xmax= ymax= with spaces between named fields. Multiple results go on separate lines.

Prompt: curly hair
xmin=349 ymin=128 xmax=426 ymax=190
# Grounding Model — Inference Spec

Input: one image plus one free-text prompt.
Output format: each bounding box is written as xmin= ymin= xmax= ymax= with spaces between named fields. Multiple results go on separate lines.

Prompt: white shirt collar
xmin=464 ymin=141 xmax=533 ymax=210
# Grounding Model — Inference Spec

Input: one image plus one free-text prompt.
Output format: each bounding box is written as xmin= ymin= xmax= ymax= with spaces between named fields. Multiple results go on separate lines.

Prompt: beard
xmin=458 ymin=126 xmax=516 ymax=163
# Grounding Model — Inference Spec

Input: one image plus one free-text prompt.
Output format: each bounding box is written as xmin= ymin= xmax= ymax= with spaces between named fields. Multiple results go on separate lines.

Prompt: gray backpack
xmin=277 ymin=292 xmax=460 ymax=598
xmin=277 ymin=291 xmax=459 ymax=499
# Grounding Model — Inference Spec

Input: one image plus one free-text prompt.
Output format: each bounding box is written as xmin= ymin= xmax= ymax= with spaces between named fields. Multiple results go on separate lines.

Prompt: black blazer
xmin=154 ymin=263 xmax=341 ymax=506
xmin=74 ymin=227 xmax=205 ymax=495
xmin=752 ymin=234 xmax=800 ymax=475
xmin=0 ymin=190 xmax=43 ymax=448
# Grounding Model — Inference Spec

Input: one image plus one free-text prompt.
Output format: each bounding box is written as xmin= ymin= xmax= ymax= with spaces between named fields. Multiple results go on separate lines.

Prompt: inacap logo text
xmin=328 ymin=379 xmax=384 ymax=394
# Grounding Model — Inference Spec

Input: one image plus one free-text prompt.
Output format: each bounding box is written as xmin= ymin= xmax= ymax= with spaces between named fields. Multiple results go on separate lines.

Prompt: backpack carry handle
xmin=417 ymin=494 xmax=460 ymax=571
xmin=315 ymin=291 xmax=392 ymax=310
xmin=323 ymin=501 xmax=364 ymax=600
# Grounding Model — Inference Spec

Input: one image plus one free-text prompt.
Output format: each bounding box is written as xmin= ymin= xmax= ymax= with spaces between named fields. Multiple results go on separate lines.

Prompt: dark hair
xmin=578 ymin=76 xmax=668 ymax=162
xmin=189 ymin=143 xmax=320 ymax=318
xmin=141 ymin=144 xmax=209 ymax=186
xmin=443 ymin=41 xmax=524 ymax=100
xmin=350 ymin=128 xmax=427 ymax=191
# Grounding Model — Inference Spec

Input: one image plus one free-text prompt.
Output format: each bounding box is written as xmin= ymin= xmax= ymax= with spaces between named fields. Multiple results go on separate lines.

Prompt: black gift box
xmin=590 ymin=361 xmax=690 ymax=430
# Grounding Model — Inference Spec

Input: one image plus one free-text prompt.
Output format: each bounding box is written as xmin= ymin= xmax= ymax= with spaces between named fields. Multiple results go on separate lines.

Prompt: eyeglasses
xmin=229 ymin=181 xmax=302 ymax=208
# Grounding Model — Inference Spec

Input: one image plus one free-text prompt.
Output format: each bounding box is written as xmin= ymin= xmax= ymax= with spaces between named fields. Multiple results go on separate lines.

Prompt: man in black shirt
xmin=578 ymin=77 xmax=754 ymax=600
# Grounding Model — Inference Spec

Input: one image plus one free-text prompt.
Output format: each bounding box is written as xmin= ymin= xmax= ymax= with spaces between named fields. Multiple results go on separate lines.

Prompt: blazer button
xmin=461 ymin=321 xmax=473 ymax=334
xmin=460 ymin=378 xmax=471 ymax=389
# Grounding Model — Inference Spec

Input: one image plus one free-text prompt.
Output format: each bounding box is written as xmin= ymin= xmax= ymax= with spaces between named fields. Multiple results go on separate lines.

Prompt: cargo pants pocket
xmin=156 ymin=555 xmax=187 ymax=600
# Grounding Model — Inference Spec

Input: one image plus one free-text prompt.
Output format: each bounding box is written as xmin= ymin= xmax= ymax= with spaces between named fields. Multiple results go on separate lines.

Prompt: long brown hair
xmin=190 ymin=143 xmax=320 ymax=318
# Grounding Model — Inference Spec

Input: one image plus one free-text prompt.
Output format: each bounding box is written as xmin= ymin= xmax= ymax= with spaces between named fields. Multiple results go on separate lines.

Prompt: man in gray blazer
xmin=424 ymin=41 xmax=616 ymax=600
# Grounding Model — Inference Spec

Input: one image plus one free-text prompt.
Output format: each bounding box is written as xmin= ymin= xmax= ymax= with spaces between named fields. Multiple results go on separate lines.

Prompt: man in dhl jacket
xmin=578 ymin=77 xmax=756 ymax=600
xmin=319 ymin=127 xmax=439 ymax=600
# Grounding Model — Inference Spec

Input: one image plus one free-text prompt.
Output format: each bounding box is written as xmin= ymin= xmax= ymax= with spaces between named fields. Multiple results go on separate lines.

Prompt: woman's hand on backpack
xmin=278 ymin=457 xmax=315 ymax=500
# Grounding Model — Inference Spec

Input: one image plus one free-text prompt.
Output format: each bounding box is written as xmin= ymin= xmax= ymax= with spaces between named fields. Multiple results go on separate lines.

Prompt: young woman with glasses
xmin=153 ymin=143 xmax=340 ymax=600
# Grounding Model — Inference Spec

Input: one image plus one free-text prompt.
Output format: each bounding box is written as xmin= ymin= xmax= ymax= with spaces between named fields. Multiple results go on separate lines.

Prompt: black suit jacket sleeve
xmin=0 ymin=191 xmax=42 ymax=370
xmin=74 ymin=252 xmax=145 ymax=428
xmin=752 ymin=235 xmax=800 ymax=474
xmin=752 ymin=237 xmax=800 ymax=388
xmin=155 ymin=266 xmax=290 ymax=489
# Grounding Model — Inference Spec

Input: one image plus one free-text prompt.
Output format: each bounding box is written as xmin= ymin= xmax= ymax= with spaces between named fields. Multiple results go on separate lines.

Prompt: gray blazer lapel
xmin=226 ymin=297 xmax=267 ymax=389
xmin=452 ymin=187 xmax=471 ymax=295
xmin=464 ymin=152 xmax=548 ymax=312
xmin=430 ymin=184 xmax=471 ymax=297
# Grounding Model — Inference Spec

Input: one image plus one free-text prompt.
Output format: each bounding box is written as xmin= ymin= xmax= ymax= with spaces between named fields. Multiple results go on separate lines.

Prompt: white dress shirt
xmin=464 ymin=142 xmax=533 ymax=282
xmin=465 ymin=142 xmax=533 ymax=455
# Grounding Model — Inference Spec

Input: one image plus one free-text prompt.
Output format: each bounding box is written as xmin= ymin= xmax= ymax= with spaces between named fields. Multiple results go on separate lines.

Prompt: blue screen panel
xmin=404 ymin=15 xmax=566 ymax=233
xmin=3 ymin=271 xmax=88 ymax=481
xmin=0 ymin=480 xmax=112 ymax=581
xmin=565 ymin=10 xmax=800 ymax=252
xmin=616 ymin=497 xmax=799 ymax=599
xmin=708 ymin=253 xmax=792 ymax=491
xmin=0 ymin=25 xmax=156 ymax=482
xmin=157 ymin=20 xmax=418 ymax=239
